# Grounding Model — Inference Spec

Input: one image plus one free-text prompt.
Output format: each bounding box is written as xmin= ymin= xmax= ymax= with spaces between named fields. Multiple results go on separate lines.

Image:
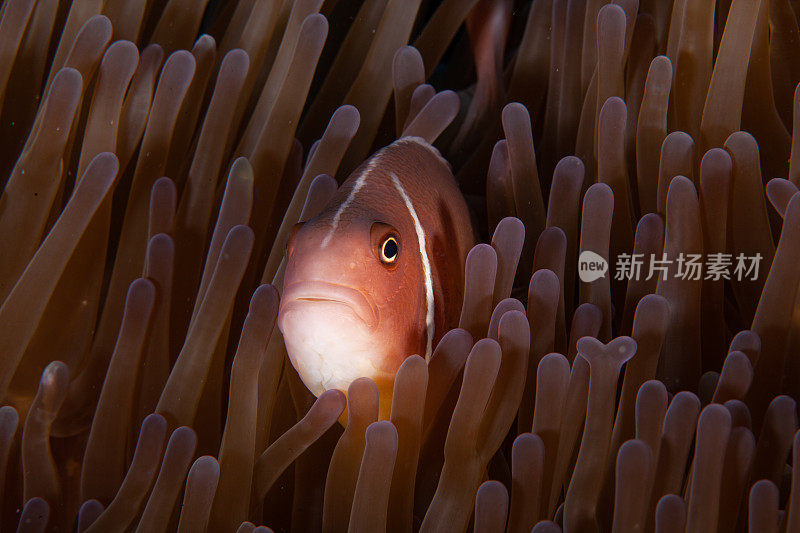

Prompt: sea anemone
xmin=1 ymin=0 xmax=800 ymax=531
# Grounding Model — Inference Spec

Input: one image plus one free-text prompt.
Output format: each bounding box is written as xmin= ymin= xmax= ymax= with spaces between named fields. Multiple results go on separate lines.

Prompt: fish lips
xmin=279 ymin=281 xmax=379 ymax=330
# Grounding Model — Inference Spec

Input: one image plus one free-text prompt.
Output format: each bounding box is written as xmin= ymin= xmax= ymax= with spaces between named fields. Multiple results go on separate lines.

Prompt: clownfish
xmin=278 ymin=136 xmax=474 ymax=419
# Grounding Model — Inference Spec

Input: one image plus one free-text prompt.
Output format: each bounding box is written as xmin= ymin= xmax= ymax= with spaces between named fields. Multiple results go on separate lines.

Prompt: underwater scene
xmin=0 ymin=0 xmax=799 ymax=531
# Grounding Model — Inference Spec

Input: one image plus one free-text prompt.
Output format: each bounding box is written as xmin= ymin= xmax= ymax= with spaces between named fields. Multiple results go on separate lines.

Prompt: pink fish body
xmin=278 ymin=137 xmax=474 ymax=418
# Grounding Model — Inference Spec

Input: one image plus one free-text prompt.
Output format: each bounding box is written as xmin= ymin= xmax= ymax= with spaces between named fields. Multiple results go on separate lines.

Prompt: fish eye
xmin=379 ymin=236 xmax=399 ymax=264
xmin=371 ymin=222 xmax=401 ymax=266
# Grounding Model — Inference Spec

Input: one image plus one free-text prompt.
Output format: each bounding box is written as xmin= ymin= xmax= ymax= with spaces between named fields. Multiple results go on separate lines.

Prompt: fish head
xmin=278 ymin=200 xmax=426 ymax=418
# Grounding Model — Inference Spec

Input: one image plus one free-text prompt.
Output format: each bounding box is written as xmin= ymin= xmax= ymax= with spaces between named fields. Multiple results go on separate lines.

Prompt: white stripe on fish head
xmin=394 ymin=136 xmax=452 ymax=171
xmin=321 ymin=138 xmax=446 ymax=249
xmin=320 ymin=156 xmax=380 ymax=248
xmin=390 ymin=172 xmax=435 ymax=361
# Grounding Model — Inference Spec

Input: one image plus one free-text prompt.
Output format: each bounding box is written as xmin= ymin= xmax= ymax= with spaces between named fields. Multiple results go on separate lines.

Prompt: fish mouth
xmin=280 ymin=281 xmax=378 ymax=328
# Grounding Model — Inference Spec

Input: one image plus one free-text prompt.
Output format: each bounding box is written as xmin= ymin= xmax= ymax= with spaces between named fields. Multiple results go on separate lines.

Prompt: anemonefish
xmin=278 ymin=136 xmax=474 ymax=419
